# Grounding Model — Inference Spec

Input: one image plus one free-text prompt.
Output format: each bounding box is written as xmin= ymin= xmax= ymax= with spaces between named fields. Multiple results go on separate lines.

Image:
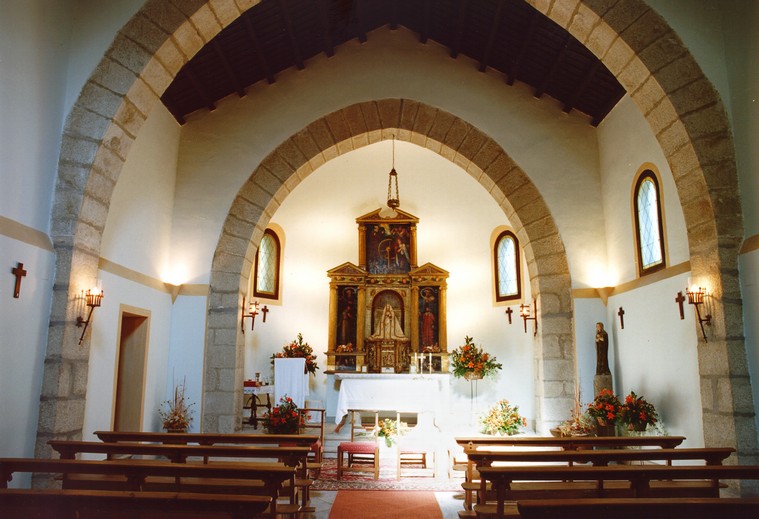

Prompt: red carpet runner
xmin=328 ymin=490 xmax=443 ymax=519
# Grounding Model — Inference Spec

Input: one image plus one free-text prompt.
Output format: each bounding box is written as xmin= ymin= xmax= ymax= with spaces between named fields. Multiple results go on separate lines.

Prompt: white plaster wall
xmin=174 ymin=27 xmax=605 ymax=289
xmin=739 ymin=249 xmax=759 ymax=436
xmin=101 ymin=104 xmax=180 ymax=280
xmin=606 ymin=273 xmax=704 ymax=447
xmin=597 ymin=95 xmax=689 ymax=285
xmin=243 ymin=141 xmax=536 ymax=426
xmin=0 ymin=0 xmax=71 ymax=232
xmin=0 ymin=237 xmax=54 ymax=461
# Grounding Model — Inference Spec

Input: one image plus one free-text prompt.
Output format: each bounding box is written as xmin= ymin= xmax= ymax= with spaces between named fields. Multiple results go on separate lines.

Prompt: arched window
xmin=634 ymin=171 xmax=666 ymax=275
xmin=494 ymin=230 xmax=521 ymax=302
xmin=254 ymin=229 xmax=281 ymax=299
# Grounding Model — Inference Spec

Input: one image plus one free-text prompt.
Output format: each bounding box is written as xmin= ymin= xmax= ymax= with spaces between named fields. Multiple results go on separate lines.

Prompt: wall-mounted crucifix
xmin=617 ymin=306 xmax=625 ymax=330
xmin=505 ymin=307 xmax=513 ymax=324
xmin=675 ymin=291 xmax=685 ymax=320
xmin=12 ymin=262 xmax=27 ymax=298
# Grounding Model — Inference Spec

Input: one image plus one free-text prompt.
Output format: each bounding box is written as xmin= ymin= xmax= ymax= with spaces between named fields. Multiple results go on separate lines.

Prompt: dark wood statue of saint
xmin=595 ymin=322 xmax=610 ymax=375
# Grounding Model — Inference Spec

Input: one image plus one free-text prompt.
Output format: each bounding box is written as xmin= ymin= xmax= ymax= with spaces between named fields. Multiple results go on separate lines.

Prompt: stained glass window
xmin=254 ymin=229 xmax=280 ymax=299
xmin=495 ymin=230 xmax=521 ymax=301
xmin=634 ymin=172 xmax=665 ymax=274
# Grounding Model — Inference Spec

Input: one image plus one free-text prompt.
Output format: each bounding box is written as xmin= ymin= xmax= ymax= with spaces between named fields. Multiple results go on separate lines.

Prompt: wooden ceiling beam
xmin=563 ymin=60 xmax=601 ymax=114
xmin=534 ymin=34 xmax=571 ymax=98
xmin=318 ymin=0 xmax=334 ymax=57
xmin=242 ymin=14 xmax=275 ymax=84
xmin=479 ymin=0 xmax=505 ymax=72
xmin=184 ymin=66 xmax=216 ymax=112
xmin=419 ymin=0 xmax=431 ymax=43
xmin=507 ymin=9 xmax=539 ymax=86
xmin=354 ymin=0 xmax=367 ymax=43
xmin=212 ymin=40 xmax=245 ymax=98
xmin=278 ymin=0 xmax=304 ymax=70
xmin=450 ymin=0 xmax=468 ymax=59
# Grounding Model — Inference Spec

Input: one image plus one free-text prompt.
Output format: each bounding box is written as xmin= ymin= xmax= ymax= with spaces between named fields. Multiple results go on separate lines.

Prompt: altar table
xmin=331 ymin=373 xmax=450 ymax=424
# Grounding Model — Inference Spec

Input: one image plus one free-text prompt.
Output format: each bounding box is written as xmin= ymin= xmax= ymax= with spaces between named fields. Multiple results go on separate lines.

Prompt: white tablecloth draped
xmin=274 ymin=358 xmax=309 ymax=407
xmin=334 ymin=377 xmax=440 ymax=424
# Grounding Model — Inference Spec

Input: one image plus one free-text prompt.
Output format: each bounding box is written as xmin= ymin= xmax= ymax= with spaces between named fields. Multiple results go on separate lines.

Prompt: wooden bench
xmin=0 ymin=487 xmax=271 ymax=519
xmin=516 ymin=497 xmax=759 ymax=519
xmin=477 ymin=464 xmax=759 ymax=518
xmin=454 ymin=435 xmax=687 ymax=511
xmin=93 ymin=431 xmax=319 ymax=449
xmin=50 ymin=440 xmax=312 ymax=513
xmin=0 ymin=457 xmax=294 ymax=517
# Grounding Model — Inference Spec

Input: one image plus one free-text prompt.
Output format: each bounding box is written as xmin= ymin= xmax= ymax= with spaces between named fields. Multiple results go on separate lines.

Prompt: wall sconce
xmin=76 ymin=286 xmax=104 ymax=345
xmin=686 ymin=286 xmax=711 ymax=341
xmin=241 ymin=296 xmax=268 ymax=333
xmin=519 ymin=298 xmax=537 ymax=336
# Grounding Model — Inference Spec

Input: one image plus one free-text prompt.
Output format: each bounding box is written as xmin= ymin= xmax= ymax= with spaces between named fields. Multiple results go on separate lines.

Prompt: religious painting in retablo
xmin=365 ymin=222 xmax=412 ymax=275
xmin=418 ymin=286 xmax=440 ymax=351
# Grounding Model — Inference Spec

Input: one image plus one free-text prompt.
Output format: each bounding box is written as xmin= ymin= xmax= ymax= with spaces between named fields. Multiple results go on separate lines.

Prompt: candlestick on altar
xmin=429 ymin=352 xmax=432 ymax=374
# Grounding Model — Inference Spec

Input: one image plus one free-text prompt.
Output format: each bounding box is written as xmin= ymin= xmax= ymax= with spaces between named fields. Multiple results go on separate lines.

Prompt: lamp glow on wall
xmin=241 ymin=296 xmax=268 ymax=333
xmin=519 ymin=298 xmax=537 ymax=336
xmin=76 ymin=285 xmax=104 ymax=345
xmin=686 ymin=285 xmax=711 ymax=341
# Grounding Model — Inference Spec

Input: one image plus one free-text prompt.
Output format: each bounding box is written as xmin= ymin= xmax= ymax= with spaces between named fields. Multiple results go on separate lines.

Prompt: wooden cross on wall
xmin=675 ymin=291 xmax=686 ymax=320
xmin=505 ymin=307 xmax=513 ymax=324
xmin=617 ymin=306 xmax=625 ymax=330
xmin=12 ymin=262 xmax=27 ymax=298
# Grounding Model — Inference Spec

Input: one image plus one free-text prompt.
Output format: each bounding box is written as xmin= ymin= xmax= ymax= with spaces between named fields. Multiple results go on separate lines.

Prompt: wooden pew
xmin=454 ymin=435 xmax=687 ymax=511
xmin=477 ymin=464 xmax=759 ymax=518
xmin=0 ymin=458 xmax=293 ymax=517
xmin=49 ymin=440 xmax=311 ymax=512
xmin=0 ymin=487 xmax=270 ymax=519
xmin=516 ymin=497 xmax=759 ymax=519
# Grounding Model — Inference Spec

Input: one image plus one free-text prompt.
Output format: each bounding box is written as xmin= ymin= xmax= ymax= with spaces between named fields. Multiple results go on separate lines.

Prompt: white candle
xmin=429 ymin=352 xmax=432 ymax=373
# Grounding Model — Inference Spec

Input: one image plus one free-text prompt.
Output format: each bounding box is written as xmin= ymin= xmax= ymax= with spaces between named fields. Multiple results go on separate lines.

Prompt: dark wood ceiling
xmin=161 ymin=0 xmax=625 ymax=126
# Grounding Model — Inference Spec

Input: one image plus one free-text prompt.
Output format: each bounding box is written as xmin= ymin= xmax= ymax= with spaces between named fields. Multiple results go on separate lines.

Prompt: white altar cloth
xmin=274 ymin=358 xmax=309 ymax=407
xmin=333 ymin=374 xmax=449 ymax=424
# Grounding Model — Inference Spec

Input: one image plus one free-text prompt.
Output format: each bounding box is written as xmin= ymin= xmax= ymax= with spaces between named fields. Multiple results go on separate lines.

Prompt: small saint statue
xmin=595 ymin=322 xmax=610 ymax=375
xmin=370 ymin=303 xmax=406 ymax=339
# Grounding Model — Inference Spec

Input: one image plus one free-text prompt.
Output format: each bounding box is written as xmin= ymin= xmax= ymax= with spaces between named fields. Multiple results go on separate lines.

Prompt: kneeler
xmin=337 ymin=409 xmax=380 ymax=480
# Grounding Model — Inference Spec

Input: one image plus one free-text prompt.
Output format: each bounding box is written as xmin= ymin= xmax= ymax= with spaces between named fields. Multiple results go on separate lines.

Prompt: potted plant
xmin=480 ymin=399 xmax=527 ymax=436
xmin=449 ymin=336 xmax=503 ymax=380
xmin=271 ymin=332 xmax=319 ymax=375
xmin=619 ymin=391 xmax=659 ymax=432
xmin=374 ymin=418 xmax=410 ymax=447
xmin=587 ymin=389 xmax=621 ymax=436
xmin=159 ymin=380 xmax=195 ymax=432
xmin=264 ymin=395 xmax=305 ymax=434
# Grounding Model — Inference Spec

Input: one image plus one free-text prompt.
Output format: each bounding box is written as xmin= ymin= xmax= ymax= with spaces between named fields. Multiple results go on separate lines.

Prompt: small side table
xmin=244 ymin=384 xmax=274 ymax=428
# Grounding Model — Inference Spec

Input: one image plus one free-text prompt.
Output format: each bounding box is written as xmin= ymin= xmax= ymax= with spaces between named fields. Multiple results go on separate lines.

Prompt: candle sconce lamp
xmin=519 ymin=298 xmax=538 ymax=336
xmin=241 ymin=296 xmax=268 ymax=333
xmin=686 ymin=286 xmax=711 ymax=341
xmin=76 ymin=287 xmax=104 ymax=345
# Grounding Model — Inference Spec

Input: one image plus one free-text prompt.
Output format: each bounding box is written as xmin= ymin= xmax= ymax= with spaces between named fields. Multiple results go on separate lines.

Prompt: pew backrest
xmin=93 ymin=430 xmax=318 ymax=448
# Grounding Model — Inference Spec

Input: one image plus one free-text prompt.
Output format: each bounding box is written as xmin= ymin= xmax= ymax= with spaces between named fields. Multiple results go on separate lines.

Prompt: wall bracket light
xmin=241 ymin=296 xmax=268 ymax=333
xmin=76 ymin=287 xmax=104 ymax=345
xmin=685 ymin=286 xmax=711 ymax=341
xmin=519 ymin=298 xmax=538 ymax=336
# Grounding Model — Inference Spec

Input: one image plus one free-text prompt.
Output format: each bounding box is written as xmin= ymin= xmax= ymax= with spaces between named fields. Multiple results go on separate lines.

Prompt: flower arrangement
xmin=587 ymin=388 xmax=622 ymax=426
xmin=264 ymin=395 xmax=304 ymax=434
xmin=159 ymin=380 xmax=195 ymax=432
xmin=271 ymin=333 xmax=319 ymax=375
xmin=336 ymin=343 xmax=354 ymax=353
xmin=480 ymin=399 xmax=527 ymax=436
xmin=619 ymin=391 xmax=658 ymax=431
xmin=449 ymin=336 xmax=502 ymax=379
xmin=374 ymin=418 xmax=410 ymax=447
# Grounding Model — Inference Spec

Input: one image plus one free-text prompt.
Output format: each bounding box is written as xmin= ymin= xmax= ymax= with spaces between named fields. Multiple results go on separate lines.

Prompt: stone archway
xmin=203 ymin=99 xmax=575 ymax=433
xmin=36 ymin=0 xmax=755 ymax=468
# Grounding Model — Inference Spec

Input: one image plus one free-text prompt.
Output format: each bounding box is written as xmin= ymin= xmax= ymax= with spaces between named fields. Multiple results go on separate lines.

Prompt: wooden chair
xmin=395 ymin=411 xmax=436 ymax=480
xmin=298 ymin=407 xmax=325 ymax=477
xmin=336 ymin=409 xmax=380 ymax=480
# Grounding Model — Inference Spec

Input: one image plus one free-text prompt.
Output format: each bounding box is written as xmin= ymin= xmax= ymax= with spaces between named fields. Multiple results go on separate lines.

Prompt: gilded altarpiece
xmin=326 ymin=208 xmax=449 ymax=373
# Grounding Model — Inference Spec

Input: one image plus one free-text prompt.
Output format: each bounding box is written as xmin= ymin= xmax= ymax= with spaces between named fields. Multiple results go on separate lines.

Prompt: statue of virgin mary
xmin=370 ymin=303 xmax=406 ymax=339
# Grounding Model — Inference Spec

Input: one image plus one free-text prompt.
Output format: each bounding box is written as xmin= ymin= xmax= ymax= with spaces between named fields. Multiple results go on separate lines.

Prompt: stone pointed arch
xmin=204 ymin=99 xmax=575 ymax=433
xmin=36 ymin=0 xmax=755 ymax=469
